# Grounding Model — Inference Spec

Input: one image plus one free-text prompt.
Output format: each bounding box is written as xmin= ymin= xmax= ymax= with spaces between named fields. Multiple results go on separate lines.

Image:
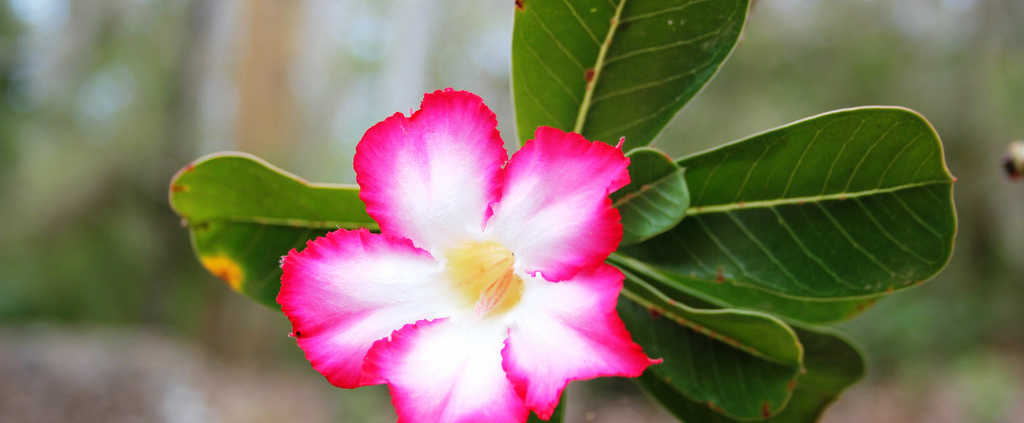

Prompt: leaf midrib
xmin=686 ymin=178 xmax=949 ymax=216
xmin=185 ymin=215 xmax=380 ymax=231
xmin=573 ymin=0 xmax=628 ymax=133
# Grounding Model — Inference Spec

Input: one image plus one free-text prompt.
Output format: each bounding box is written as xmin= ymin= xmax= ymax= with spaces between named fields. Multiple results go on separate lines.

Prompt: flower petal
xmin=502 ymin=264 xmax=659 ymax=419
xmin=278 ymin=229 xmax=458 ymax=389
xmin=355 ymin=88 xmax=508 ymax=254
xmin=364 ymin=319 xmax=528 ymax=423
xmin=486 ymin=127 xmax=630 ymax=281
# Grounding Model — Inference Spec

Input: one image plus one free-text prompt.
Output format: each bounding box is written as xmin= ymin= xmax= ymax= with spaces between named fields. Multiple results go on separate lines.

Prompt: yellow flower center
xmin=446 ymin=241 xmax=524 ymax=317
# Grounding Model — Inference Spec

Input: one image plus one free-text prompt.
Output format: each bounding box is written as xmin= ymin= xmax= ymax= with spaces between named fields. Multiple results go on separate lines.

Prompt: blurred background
xmin=0 ymin=0 xmax=1022 ymax=422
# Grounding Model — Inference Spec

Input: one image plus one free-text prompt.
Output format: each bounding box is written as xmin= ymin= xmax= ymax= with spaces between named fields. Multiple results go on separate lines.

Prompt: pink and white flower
xmin=278 ymin=88 xmax=658 ymax=423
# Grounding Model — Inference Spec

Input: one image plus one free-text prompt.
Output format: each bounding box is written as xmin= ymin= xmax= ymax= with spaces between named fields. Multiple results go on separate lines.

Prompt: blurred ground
xmin=0 ymin=0 xmax=1022 ymax=422
xmin=3 ymin=325 xmax=1022 ymax=423
xmin=0 ymin=325 xmax=375 ymax=423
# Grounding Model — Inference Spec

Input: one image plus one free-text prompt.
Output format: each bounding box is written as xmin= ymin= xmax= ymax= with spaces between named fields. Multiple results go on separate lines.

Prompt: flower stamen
xmin=446 ymin=241 xmax=524 ymax=317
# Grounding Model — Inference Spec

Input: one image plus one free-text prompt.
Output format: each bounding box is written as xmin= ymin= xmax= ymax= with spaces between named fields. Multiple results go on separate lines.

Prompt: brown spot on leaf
xmin=716 ymin=267 xmax=726 ymax=282
xmin=584 ymin=68 xmax=595 ymax=83
xmin=514 ymin=0 xmax=524 ymax=10
xmin=788 ymin=379 xmax=797 ymax=391
xmin=171 ymin=184 xmax=188 ymax=193
xmin=648 ymin=308 xmax=662 ymax=319
xmin=761 ymin=402 xmax=772 ymax=418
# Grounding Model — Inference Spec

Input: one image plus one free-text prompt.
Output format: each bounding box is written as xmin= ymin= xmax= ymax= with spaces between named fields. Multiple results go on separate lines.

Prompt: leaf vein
xmin=853 ymin=197 xmax=937 ymax=264
xmin=619 ymin=0 xmax=711 ymax=23
xmin=815 ymin=202 xmax=898 ymax=278
xmin=769 ymin=208 xmax=857 ymax=290
xmin=560 ymin=0 xmax=600 ymax=44
xmin=724 ymin=211 xmax=813 ymax=293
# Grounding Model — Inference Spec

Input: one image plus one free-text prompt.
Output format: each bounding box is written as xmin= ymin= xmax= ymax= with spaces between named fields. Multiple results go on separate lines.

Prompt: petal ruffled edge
xmin=501 ymin=264 xmax=659 ymax=419
xmin=364 ymin=318 xmax=529 ymax=423
xmin=278 ymin=228 xmax=457 ymax=388
xmin=355 ymin=88 xmax=508 ymax=254
xmin=486 ymin=127 xmax=629 ymax=281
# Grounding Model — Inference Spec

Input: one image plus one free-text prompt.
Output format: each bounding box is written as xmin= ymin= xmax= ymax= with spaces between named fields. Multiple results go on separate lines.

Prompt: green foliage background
xmin=1 ymin=0 xmax=1022 ymax=422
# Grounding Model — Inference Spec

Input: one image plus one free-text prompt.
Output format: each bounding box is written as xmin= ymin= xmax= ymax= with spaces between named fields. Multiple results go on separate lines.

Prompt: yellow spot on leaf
xmin=201 ymin=254 xmax=244 ymax=291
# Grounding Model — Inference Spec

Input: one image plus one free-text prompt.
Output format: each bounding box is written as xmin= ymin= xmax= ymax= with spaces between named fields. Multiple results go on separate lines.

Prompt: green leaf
xmin=189 ymin=221 xmax=331 ymax=308
xmin=618 ymin=268 xmax=803 ymax=420
xmin=640 ymin=327 xmax=864 ymax=423
xmin=511 ymin=0 xmax=749 ymax=149
xmin=613 ymin=148 xmax=690 ymax=245
xmin=169 ymin=152 xmax=376 ymax=306
xmin=620 ymin=107 xmax=956 ymax=300
xmin=611 ymin=253 xmax=878 ymax=325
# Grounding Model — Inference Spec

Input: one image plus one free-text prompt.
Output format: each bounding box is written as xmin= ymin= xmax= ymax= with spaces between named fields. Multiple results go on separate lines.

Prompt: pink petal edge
xmin=278 ymin=228 xmax=456 ymax=388
xmin=354 ymin=88 xmax=508 ymax=254
xmin=501 ymin=264 xmax=660 ymax=419
xmin=486 ymin=126 xmax=630 ymax=281
xmin=364 ymin=318 xmax=530 ymax=423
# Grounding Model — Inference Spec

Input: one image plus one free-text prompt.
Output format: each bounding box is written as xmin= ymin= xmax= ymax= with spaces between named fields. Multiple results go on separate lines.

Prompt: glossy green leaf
xmin=641 ymin=327 xmax=863 ymax=423
xmin=169 ymin=152 xmax=376 ymax=306
xmin=613 ymin=148 xmax=690 ymax=245
xmin=511 ymin=0 xmax=749 ymax=149
xmin=620 ymin=107 xmax=956 ymax=300
xmin=610 ymin=253 xmax=877 ymax=325
xmin=618 ymin=268 xmax=803 ymax=420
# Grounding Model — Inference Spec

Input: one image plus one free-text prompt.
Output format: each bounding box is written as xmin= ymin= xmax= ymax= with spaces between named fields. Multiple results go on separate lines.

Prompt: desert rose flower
xmin=278 ymin=88 xmax=658 ymax=423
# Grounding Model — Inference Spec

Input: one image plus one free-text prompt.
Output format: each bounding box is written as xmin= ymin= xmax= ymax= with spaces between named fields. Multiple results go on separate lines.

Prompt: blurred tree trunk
xmin=234 ymin=0 xmax=299 ymax=163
